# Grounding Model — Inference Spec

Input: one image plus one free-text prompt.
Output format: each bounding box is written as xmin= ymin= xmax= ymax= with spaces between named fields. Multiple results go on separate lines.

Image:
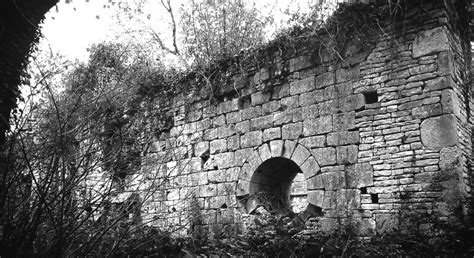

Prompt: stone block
xmin=300 ymin=90 xmax=324 ymax=106
xmin=241 ymin=131 xmax=263 ymax=148
xmin=258 ymin=143 xmax=272 ymax=162
xmin=307 ymin=190 xmax=325 ymax=207
xmin=336 ymin=145 xmax=358 ymax=164
xmin=290 ymin=77 xmax=315 ymax=95
xmin=412 ymin=103 xmax=442 ymax=119
xmin=333 ymin=111 xmax=355 ymax=131
xmin=437 ymin=51 xmax=453 ymax=76
xmin=420 ymin=114 xmax=457 ymax=149
xmin=273 ymin=110 xmax=293 ymax=126
xmin=301 ymin=156 xmax=320 ymax=179
xmin=315 ymin=72 xmax=335 ymax=88
xmin=226 ymin=111 xmax=241 ymax=124
xmin=299 ymin=135 xmax=326 ymax=148
xmin=236 ymin=120 xmax=250 ymax=133
xmin=412 ymin=27 xmax=449 ymax=58
xmin=346 ymin=163 xmax=374 ymax=188
xmin=312 ymin=147 xmax=336 ymax=166
xmin=262 ymin=101 xmax=281 ymax=115
xmin=213 ymin=115 xmax=226 ymax=127
xmin=336 ymin=189 xmax=360 ymax=209
xmin=241 ymin=106 xmax=262 ymax=120
xmin=339 ymin=94 xmax=365 ymax=112
xmin=307 ymin=174 xmax=324 ymax=190
xmin=194 ymin=141 xmax=210 ymax=157
xmin=439 ymin=146 xmax=459 ymax=170
xmin=303 ymin=115 xmax=332 ymax=136
xmin=210 ymin=139 xmax=227 ymax=154
xmin=323 ymin=190 xmax=337 ymax=209
xmin=270 ymin=140 xmax=284 ymax=157
xmin=250 ymin=115 xmax=273 ymax=130
xmin=290 ymin=55 xmax=312 ymax=72
xmin=324 ymin=85 xmax=336 ymax=100
xmin=225 ymin=167 xmax=239 ymax=181
xmin=282 ymin=122 xmax=303 ymax=140
xmin=424 ymin=76 xmax=451 ymax=92
xmin=239 ymin=163 xmax=252 ymax=181
xmin=236 ymin=180 xmax=251 ymax=196
xmin=227 ymin=135 xmax=240 ymax=151
xmin=247 ymin=151 xmax=263 ymax=172
xmin=251 ymin=91 xmax=271 ymax=106
xmin=291 ymin=144 xmax=311 ymax=166
xmin=318 ymin=99 xmax=338 ymax=115
xmin=217 ymin=99 xmax=239 ymax=114
xmin=327 ymin=131 xmax=360 ymax=146
xmin=322 ymin=171 xmax=346 ymax=190
xmin=282 ymin=140 xmax=297 ymax=159
xmin=200 ymin=184 xmax=218 ymax=197
xmin=301 ymin=104 xmax=319 ymax=119
xmin=263 ymin=127 xmax=281 ymax=142
xmin=336 ymin=66 xmax=360 ymax=83
xmin=234 ymin=148 xmax=253 ymax=166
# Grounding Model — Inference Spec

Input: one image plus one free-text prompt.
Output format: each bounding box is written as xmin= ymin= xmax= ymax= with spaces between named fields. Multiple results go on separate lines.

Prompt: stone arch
xmin=236 ymin=140 xmax=322 ymax=213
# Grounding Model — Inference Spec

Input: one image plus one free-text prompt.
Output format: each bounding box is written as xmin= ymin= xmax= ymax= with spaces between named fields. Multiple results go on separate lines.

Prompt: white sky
xmin=38 ymin=0 xmax=319 ymax=62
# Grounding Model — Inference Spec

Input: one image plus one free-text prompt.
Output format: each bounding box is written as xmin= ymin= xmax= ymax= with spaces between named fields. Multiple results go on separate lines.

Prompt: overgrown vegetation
xmin=2 ymin=0 xmax=473 ymax=256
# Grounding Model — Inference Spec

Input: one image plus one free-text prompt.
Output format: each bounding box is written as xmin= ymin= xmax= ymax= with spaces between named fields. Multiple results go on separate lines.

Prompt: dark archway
xmin=245 ymin=157 xmax=307 ymax=214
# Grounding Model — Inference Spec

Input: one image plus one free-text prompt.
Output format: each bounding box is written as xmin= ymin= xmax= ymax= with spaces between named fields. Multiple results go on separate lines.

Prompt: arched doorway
xmin=245 ymin=157 xmax=308 ymax=215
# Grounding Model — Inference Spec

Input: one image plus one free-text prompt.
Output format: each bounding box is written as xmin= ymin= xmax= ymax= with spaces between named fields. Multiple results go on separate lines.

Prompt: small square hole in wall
xmin=364 ymin=91 xmax=378 ymax=104
xmin=360 ymin=187 xmax=367 ymax=194
xmin=371 ymin=193 xmax=379 ymax=204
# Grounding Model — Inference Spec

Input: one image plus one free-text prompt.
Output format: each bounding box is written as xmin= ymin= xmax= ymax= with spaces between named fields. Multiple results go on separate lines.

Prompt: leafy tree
xmin=179 ymin=0 xmax=273 ymax=68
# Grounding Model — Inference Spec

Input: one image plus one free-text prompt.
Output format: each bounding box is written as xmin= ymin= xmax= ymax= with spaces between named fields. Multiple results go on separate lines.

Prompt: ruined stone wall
xmin=134 ymin=1 xmax=472 ymax=236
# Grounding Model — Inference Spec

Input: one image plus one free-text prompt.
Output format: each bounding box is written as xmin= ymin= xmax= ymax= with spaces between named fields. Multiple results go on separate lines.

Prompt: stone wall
xmin=134 ymin=1 xmax=472 ymax=236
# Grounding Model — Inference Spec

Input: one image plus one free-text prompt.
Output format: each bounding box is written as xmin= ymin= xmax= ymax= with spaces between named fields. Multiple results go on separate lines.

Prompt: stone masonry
xmin=134 ymin=1 xmax=473 ymax=236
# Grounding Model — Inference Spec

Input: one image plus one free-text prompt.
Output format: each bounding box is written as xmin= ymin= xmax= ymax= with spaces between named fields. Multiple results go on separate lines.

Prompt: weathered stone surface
xmin=412 ymin=27 xmax=449 ymax=58
xmin=346 ymin=163 xmax=374 ymax=188
xmin=303 ymin=115 xmax=332 ymax=136
xmin=439 ymin=146 xmax=459 ymax=170
xmin=270 ymin=140 xmax=284 ymax=157
xmin=336 ymin=66 xmax=360 ymax=83
xmin=258 ymin=143 xmax=272 ymax=162
xmin=337 ymin=189 xmax=360 ymax=209
xmin=282 ymin=140 xmax=297 ymax=159
xmin=312 ymin=147 xmax=336 ymax=166
xmin=420 ymin=114 xmax=458 ymax=149
xmin=241 ymin=131 xmax=263 ymax=148
xmin=336 ymin=145 xmax=358 ymax=164
xmin=307 ymin=190 xmax=325 ymax=207
xmin=194 ymin=141 xmax=210 ymax=157
xmin=301 ymin=156 xmax=320 ymax=179
xmin=322 ymin=171 xmax=346 ymax=190
xmin=263 ymin=127 xmax=281 ymax=142
xmin=424 ymin=76 xmax=451 ymax=92
xmin=327 ymin=131 xmax=360 ymax=146
xmin=209 ymin=138 xmax=226 ymax=154
xmin=290 ymin=55 xmax=312 ymax=72
xmin=299 ymin=135 xmax=326 ymax=148
xmin=282 ymin=122 xmax=303 ymax=139
xmin=315 ymin=72 xmax=335 ymax=88
xmin=251 ymin=91 xmax=271 ymax=106
xmin=333 ymin=112 xmax=355 ymax=131
xmin=307 ymin=174 xmax=324 ymax=190
xmin=227 ymin=135 xmax=240 ymax=151
xmin=291 ymin=144 xmax=311 ymax=166
xmin=290 ymin=77 xmax=315 ymax=95
xmin=250 ymin=115 xmax=273 ymax=130
xmin=339 ymin=94 xmax=365 ymax=112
